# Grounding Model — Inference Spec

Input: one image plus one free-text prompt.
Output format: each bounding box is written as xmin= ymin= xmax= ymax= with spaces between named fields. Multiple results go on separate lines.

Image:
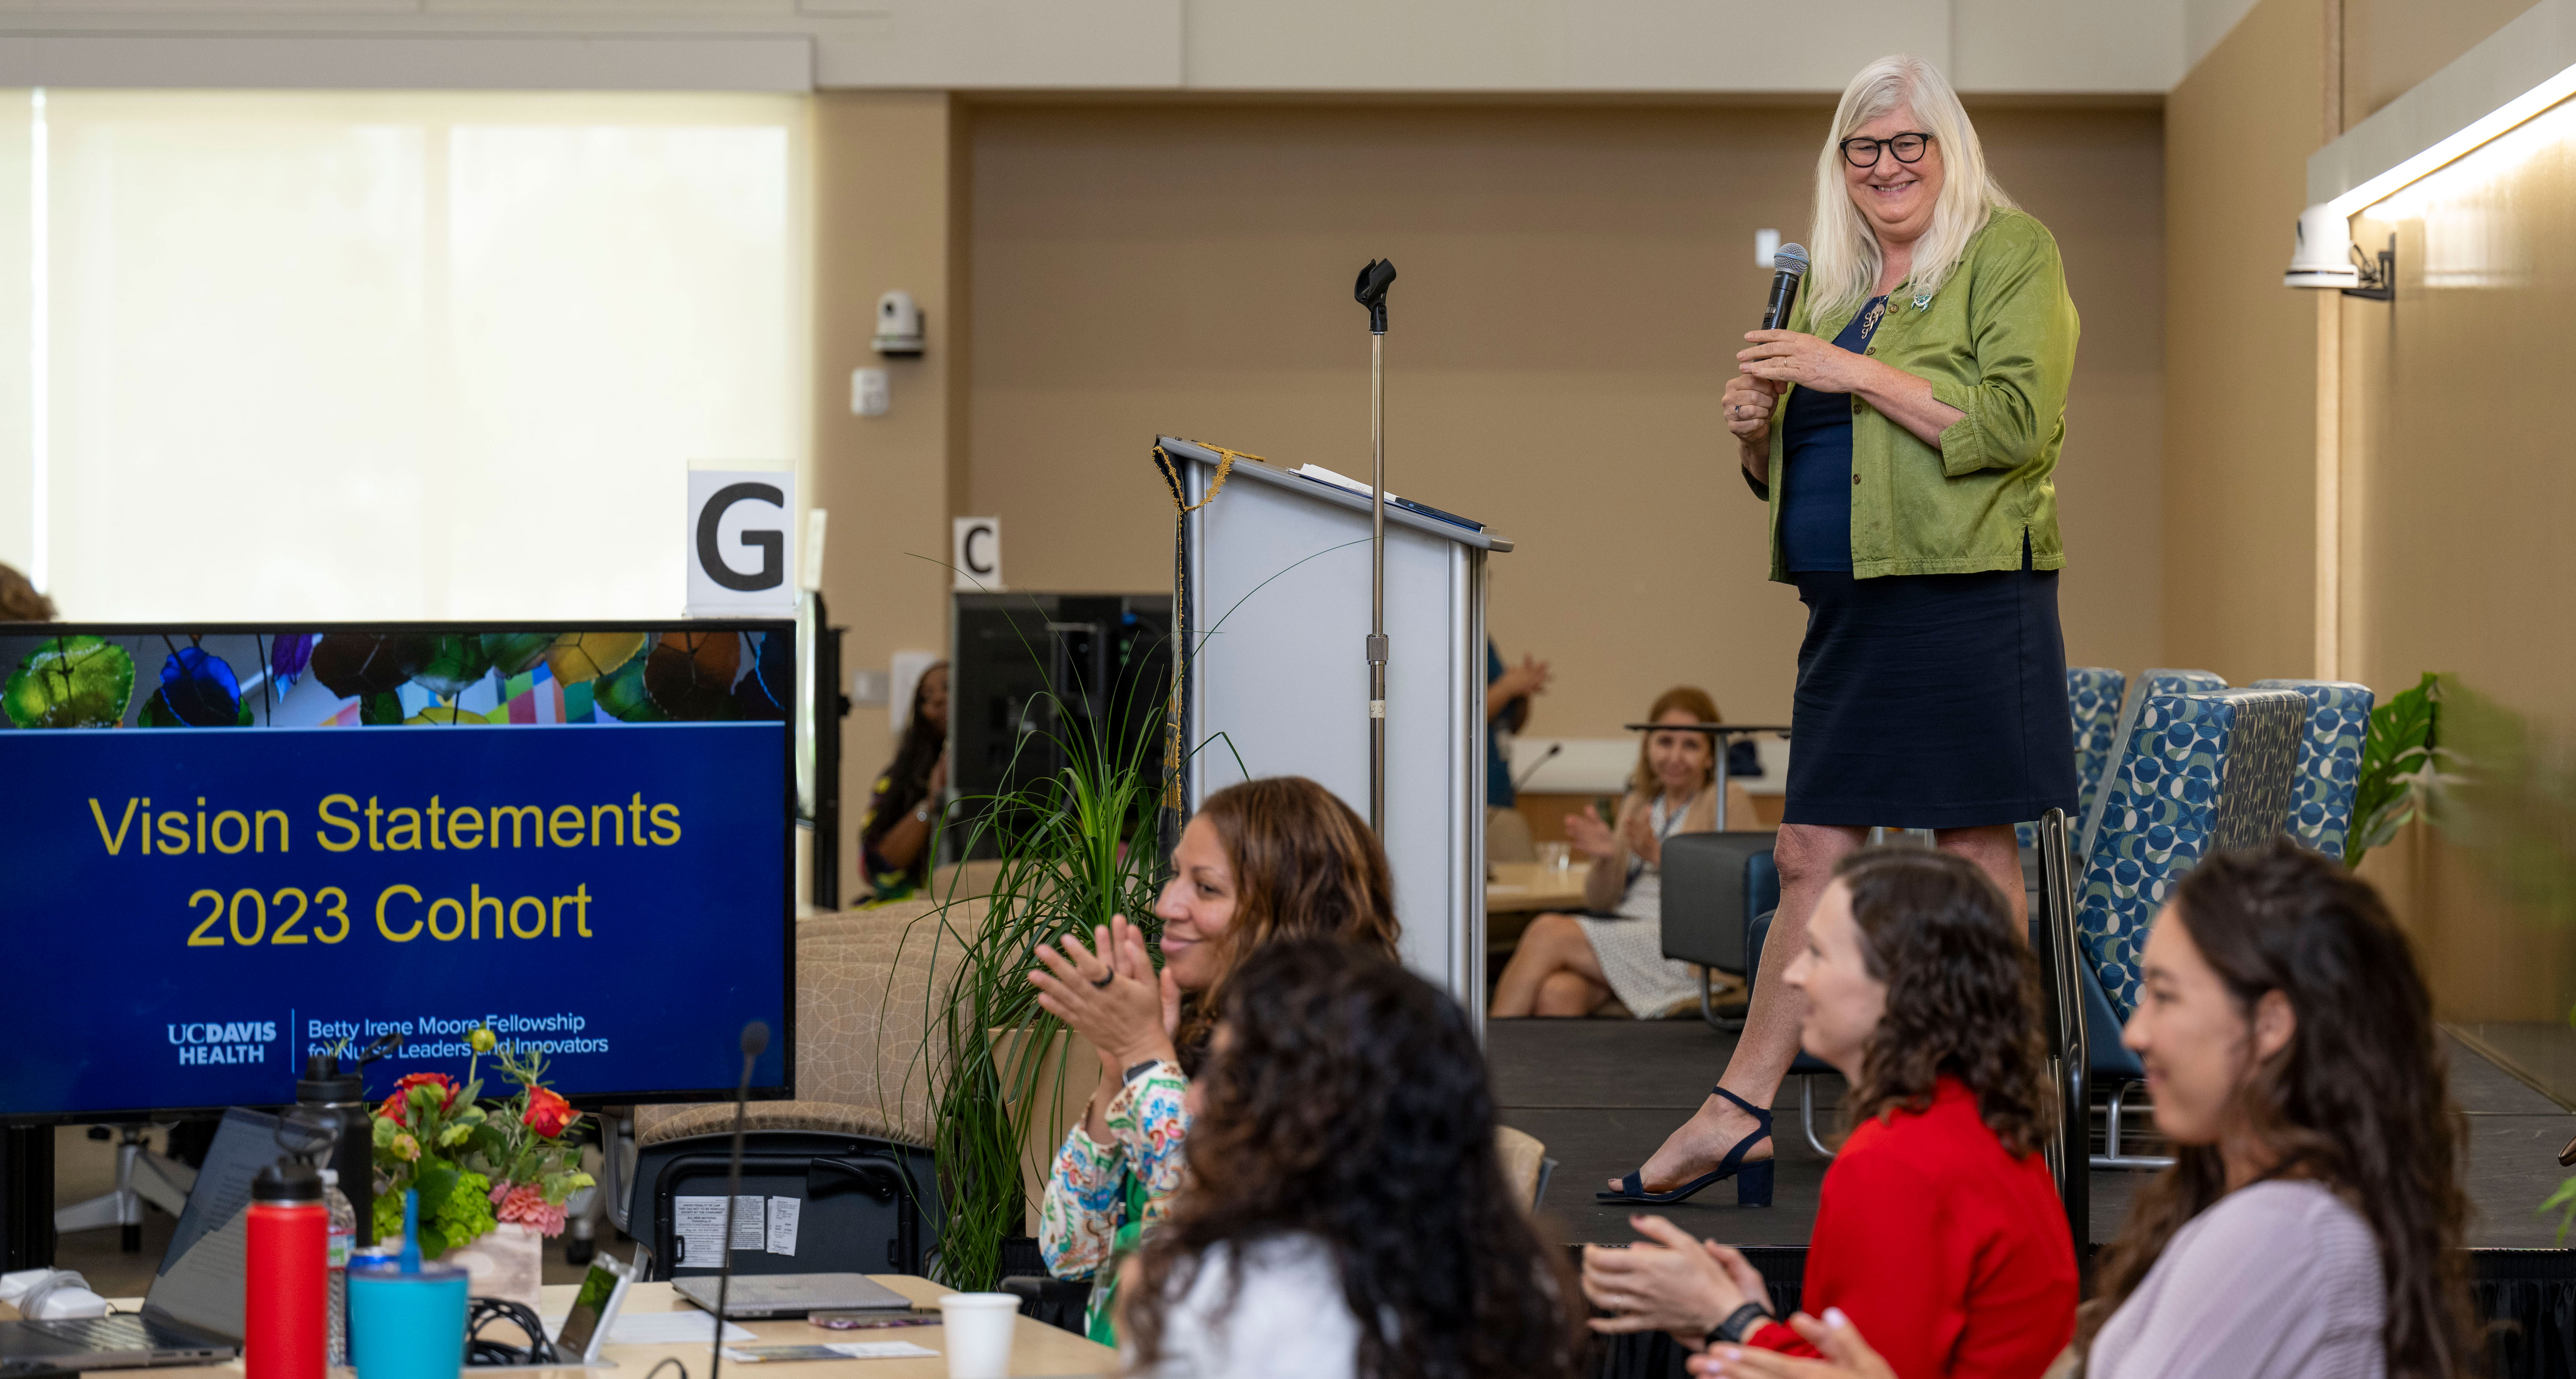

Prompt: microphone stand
xmin=707 ymin=1021 xmax=770 ymax=1379
xmin=1354 ymin=259 xmax=1397 ymax=835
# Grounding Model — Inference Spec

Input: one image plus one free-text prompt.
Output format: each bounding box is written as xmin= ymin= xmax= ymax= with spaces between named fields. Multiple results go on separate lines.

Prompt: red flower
xmin=378 ymin=1072 xmax=458 ymax=1127
xmin=521 ymin=1085 xmax=577 ymax=1139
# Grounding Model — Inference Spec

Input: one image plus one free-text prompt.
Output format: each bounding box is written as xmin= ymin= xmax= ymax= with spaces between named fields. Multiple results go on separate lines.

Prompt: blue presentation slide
xmin=0 ymin=627 xmax=792 ymax=1117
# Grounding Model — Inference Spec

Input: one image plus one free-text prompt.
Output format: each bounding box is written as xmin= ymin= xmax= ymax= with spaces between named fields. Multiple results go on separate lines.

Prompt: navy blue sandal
xmin=1595 ymin=1086 xmax=1774 ymax=1207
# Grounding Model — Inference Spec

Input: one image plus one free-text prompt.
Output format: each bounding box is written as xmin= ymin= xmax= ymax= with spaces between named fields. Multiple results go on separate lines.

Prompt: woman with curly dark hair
xmin=1028 ymin=777 xmax=1402 ymax=1346
xmin=1121 ymin=938 xmax=1582 ymax=1379
xmin=1583 ymin=846 xmax=2073 ymax=1377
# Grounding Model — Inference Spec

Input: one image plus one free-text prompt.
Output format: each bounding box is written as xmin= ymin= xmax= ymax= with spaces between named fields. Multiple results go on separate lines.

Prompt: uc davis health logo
xmin=169 ymin=1021 xmax=279 ymax=1066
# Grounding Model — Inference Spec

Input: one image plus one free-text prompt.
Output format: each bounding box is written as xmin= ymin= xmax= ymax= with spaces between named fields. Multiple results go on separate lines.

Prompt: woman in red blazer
xmin=1581 ymin=847 xmax=2076 ymax=1379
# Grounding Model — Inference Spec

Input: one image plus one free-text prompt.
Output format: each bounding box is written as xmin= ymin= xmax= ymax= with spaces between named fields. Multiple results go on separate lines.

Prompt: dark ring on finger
xmin=1090 ymin=971 xmax=1114 ymax=989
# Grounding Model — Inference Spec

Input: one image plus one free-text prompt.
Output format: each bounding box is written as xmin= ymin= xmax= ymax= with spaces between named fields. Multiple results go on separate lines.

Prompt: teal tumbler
xmin=346 ymin=1260 xmax=468 ymax=1379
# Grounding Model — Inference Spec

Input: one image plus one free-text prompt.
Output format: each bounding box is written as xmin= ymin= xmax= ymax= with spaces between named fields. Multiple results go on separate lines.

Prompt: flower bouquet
xmin=371 ymin=1031 xmax=592 ymax=1307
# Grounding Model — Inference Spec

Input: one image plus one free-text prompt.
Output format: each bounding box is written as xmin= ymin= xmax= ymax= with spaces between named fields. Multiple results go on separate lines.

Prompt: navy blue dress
xmin=1775 ymin=299 xmax=2077 ymax=831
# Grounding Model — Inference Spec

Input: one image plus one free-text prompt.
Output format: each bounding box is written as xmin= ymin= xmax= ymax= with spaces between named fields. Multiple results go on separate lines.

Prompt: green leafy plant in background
xmin=2346 ymin=672 xmax=2443 ymax=871
xmin=889 ymin=630 xmax=1172 ymax=1292
xmin=3 ymin=636 xmax=136 ymax=728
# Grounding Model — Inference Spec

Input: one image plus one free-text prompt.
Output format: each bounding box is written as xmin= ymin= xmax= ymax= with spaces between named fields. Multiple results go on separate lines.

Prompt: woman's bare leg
xmin=1933 ymin=824 xmax=2027 ymax=929
xmin=1536 ymin=969 xmax=1615 ymax=1016
xmin=1490 ymin=912 xmax=1609 ymax=1018
xmin=1610 ymin=823 xmax=1865 ymax=1192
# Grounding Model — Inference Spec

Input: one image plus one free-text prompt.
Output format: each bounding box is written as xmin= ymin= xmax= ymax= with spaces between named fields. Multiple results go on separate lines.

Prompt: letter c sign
xmin=686 ymin=470 xmax=798 ymax=616
xmin=952 ymin=517 xmax=1002 ymax=592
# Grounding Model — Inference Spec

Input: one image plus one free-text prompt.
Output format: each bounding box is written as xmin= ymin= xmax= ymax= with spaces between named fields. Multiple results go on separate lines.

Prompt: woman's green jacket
xmin=1752 ymin=206 xmax=2079 ymax=583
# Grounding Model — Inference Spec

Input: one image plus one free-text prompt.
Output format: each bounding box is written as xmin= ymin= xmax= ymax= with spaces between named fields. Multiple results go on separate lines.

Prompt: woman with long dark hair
xmin=1700 ymin=839 xmax=2473 ymax=1379
xmin=857 ymin=661 xmax=947 ymax=901
xmin=1028 ymin=776 xmax=1401 ymax=1345
xmin=1585 ymin=847 xmax=2075 ymax=1377
xmin=1123 ymin=938 xmax=1582 ymax=1379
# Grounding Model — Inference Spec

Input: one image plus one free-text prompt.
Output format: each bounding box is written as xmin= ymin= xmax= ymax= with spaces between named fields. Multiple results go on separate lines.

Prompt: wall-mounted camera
xmin=873 ymin=289 xmax=926 ymax=356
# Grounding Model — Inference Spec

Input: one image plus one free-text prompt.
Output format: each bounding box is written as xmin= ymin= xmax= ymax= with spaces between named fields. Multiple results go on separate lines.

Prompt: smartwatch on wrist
xmin=1121 ymin=1059 xmax=1162 ymax=1085
xmin=1706 ymin=1302 xmax=1774 ymax=1347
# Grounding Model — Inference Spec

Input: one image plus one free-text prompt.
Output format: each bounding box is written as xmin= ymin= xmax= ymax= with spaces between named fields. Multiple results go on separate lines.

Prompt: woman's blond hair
xmin=1805 ymin=54 xmax=2015 ymax=325
xmin=1628 ymin=686 xmax=1720 ymax=795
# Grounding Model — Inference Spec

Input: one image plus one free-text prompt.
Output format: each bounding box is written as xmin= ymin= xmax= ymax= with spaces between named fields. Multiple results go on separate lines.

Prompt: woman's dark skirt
xmin=1782 ymin=562 xmax=2079 ymax=830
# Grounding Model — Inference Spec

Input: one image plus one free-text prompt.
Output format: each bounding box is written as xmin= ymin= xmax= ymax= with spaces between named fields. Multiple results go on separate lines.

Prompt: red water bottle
xmin=246 ymin=1159 xmax=327 ymax=1379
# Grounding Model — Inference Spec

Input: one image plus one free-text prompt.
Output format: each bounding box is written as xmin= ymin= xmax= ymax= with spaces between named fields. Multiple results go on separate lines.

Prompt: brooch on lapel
xmin=1912 ymin=291 xmax=1933 ymax=311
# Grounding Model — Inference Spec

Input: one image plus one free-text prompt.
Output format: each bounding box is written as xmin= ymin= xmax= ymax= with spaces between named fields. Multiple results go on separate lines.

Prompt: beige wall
xmin=2161 ymin=0 xmax=2323 ymax=684
xmin=965 ymin=99 xmax=2166 ymax=740
xmin=2343 ymin=0 xmax=2540 ymax=127
xmin=2165 ymin=0 xmax=2574 ymax=1018
xmin=812 ymin=92 xmax=965 ymax=904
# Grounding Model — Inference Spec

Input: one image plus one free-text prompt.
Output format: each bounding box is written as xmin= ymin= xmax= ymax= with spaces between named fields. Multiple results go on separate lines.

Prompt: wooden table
xmin=42 ymin=1276 xmax=1117 ymax=1377
xmin=1486 ymin=860 xmax=1591 ymax=916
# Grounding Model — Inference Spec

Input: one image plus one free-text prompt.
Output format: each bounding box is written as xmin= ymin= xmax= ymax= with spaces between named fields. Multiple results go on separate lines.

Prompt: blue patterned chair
xmin=2073 ymin=668 xmax=2226 ymax=863
xmin=2075 ymin=686 xmax=2304 ymax=1166
xmin=2018 ymin=667 xmax=2127 ymax=850
xmin=2249 ymin=679 xmax=2375 ymax=862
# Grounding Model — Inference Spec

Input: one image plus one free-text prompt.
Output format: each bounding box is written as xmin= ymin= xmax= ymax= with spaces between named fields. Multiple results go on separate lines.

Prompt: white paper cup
xmin=936 ymin=1292 xmax=1021 ymax=1379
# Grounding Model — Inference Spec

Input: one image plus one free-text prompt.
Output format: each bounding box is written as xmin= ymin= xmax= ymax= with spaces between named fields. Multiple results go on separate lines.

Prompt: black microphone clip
xmin=1354 ymin=259 xmax=1397 ymax=334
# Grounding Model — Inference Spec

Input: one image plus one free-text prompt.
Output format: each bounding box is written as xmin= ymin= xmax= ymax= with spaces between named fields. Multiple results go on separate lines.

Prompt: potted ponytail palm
xmin=891 ymin=641 xmax=1173 ymax=1292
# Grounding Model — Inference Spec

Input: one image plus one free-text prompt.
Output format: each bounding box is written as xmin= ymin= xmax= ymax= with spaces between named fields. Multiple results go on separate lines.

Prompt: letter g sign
xmin=685 ymin=470 xmax=798 ymax=616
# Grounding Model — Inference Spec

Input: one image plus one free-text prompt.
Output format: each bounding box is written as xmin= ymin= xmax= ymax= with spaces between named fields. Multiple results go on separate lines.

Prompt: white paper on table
xmin=730 ymin=1195 xmax=768 ymax=1251
xmin=672 ymin=1196 xmax=729 ymax=1267
xmin=539 ymin=1311 xmax=757 ymax=1344
xmin=717 ymin=1341 xmax=940 ymax=1362
xmin=766 ymin=1197 xmax=800 ymax=1256
xmin=827 ymin=1341 xmax=940 ymax=1359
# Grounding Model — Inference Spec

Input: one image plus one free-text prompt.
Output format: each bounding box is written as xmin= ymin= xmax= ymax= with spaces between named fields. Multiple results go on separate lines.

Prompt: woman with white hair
xmin=1604 ymin=54 xmax=2082 ymax=1206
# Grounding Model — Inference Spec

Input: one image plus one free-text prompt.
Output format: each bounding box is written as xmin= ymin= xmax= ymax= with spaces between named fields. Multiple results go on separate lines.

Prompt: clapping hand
xmin=1030 ymin=915 xmax=1180 ymax=1073
xmin=1688 ymin=1308 xmax=1897 ymax=1379
xmin=1582 ymin=1214 xmax=1770 ymax=1346
xmin=1564 ymin=809 xmax=1620 ymax=863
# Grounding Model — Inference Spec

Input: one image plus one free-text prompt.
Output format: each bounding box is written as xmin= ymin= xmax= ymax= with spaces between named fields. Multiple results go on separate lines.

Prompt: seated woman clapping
xmin=1026 ymin=776 xmax=1400 ymax=1347
xmin=1492 ymin=686 xmax=1756 ymax=1018
xmin=1692 ymin=840 xmax=2474 ymax=1379
xmin=1121 ymin=939 xmax=1583 ymax=1379
xmin=1583 ymin=847 xmax=2076 ymax=1378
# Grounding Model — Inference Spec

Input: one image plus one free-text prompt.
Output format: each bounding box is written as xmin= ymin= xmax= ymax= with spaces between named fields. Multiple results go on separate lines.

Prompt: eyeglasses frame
xmin=1839 ymin=131 xmax=1935 ymax=169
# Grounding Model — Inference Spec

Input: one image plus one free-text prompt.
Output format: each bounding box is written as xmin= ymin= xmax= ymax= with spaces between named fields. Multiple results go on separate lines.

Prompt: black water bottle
xmin=296 ymin=1055 xmax=373 ymax=1247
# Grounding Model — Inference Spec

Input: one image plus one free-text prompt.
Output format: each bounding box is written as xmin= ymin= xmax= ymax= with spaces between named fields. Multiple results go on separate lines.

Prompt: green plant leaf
xmin=2347 ymin=671 xmax=2441 ymax=871
xmin=414 ymin=1162 xmax=459 ymax=1216
xmin=3 ymin=636 xmax=137 ymax=729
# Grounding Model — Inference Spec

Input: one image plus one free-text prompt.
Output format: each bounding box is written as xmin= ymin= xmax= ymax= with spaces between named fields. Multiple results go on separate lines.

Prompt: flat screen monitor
xmin=0 ymin=622 xmax=794 ymax=1121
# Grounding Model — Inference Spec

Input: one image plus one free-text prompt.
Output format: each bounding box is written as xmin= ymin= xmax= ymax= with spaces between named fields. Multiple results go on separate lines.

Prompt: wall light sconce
xmin=2284 ymin=203 xmax=2394 ymax=300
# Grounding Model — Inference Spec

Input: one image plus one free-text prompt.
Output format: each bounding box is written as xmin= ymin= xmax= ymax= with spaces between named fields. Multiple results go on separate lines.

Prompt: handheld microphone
xmin=706 ymin=1021 xmax=771 ymax=1379
xmin=1760 ymin=243 xmax=1809 ymax=332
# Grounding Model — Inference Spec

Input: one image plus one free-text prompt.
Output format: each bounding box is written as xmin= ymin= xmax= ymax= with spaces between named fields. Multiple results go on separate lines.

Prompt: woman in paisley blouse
xmin=1028 ymin=775 xmax=1402 ymax=1345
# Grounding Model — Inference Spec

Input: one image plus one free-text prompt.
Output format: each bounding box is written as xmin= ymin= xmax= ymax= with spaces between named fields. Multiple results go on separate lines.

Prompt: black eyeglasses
xmin=1840 ymin=132 xmax=1933 ymax=169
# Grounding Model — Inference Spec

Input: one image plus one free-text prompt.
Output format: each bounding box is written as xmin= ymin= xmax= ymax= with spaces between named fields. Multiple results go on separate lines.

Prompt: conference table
xmin=30 ymin=1276 xmax=1117 ymax=1377
xmin=1485 ymin=860 xmax=1591 ymax=916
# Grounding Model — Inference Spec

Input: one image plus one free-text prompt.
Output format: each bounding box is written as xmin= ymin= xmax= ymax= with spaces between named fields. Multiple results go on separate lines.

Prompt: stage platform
xmin=1491 ymin=1017 xmax=2576 ymax=1249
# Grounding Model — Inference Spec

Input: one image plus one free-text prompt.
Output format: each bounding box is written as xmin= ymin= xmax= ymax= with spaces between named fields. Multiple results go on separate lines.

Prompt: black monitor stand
xmin=1 ymin=1124 xmax=56 ymax=1269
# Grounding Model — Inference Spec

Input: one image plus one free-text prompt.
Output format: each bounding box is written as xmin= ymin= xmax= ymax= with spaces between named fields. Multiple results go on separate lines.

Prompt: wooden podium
xmin=1159 ymin=436 xmax=1512 ymax=1027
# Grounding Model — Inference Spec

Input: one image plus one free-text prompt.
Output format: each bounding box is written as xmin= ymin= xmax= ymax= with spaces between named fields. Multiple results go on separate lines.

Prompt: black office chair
xmin=625 ymin=1128 xmax=937 ymax=1279
xmin=1658 ymin=832 xmax=1780 ymax=1030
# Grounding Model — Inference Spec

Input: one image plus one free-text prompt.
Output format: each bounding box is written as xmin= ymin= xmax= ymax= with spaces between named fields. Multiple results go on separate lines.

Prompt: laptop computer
xmin=672 ymin=1273 xmax=913 ymax=1320
xmin=0 ymin=1110 xmax=278 ymax=1370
